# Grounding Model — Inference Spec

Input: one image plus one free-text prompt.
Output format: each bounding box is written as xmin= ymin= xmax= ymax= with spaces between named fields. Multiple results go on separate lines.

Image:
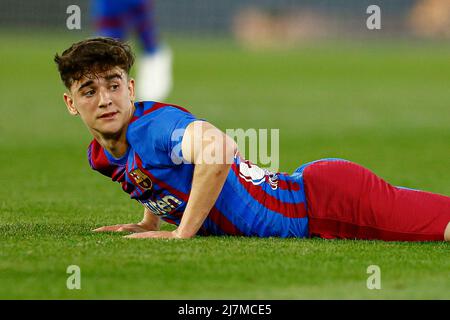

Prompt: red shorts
xmin=302 ymin=160 xmax=450 ymax=241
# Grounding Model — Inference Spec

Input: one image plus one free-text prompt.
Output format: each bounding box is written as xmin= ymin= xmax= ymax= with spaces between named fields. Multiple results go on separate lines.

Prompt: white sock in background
xmin=136 ymin=45 xmax=173 ymax=102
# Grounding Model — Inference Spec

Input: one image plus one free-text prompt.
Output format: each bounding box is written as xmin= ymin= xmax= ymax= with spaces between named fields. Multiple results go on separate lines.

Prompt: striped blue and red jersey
xmin=88 ymin=101 xmax=309 ymax=237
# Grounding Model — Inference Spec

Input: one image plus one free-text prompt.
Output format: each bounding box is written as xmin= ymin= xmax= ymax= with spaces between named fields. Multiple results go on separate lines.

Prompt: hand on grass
xmin=92 ymin=223 xmax=152 ymax=233
xmin=124 ymin=229 xmax=187 ymax=239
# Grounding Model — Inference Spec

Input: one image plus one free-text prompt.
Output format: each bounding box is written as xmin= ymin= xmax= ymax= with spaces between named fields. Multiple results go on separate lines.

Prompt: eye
xmin=84 ymin=90 xmax=95 ymax=97
xmin=111 ymin=84 xmax=120 ymax=91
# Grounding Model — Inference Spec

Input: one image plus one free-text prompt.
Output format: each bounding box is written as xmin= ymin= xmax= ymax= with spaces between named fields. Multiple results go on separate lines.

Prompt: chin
xmin=97 ymin=121 xmax=125 ymax=137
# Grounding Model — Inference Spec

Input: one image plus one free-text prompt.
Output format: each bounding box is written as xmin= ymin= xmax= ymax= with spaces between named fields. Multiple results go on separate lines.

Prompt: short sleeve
xmin=128 ymin=106 xmax=204 ymax=167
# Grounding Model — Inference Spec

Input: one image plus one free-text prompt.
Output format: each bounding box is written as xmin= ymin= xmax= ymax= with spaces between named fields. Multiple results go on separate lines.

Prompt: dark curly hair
xmin=54 ymin=37 xmax=135 ymax=89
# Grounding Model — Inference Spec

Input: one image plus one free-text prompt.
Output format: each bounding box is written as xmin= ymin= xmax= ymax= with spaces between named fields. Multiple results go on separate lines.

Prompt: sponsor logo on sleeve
xmin=140 ymin=195 xmax=183 ymax=216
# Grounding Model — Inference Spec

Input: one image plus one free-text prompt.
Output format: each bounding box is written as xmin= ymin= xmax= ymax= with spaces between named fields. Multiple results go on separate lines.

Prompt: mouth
xmin=98 ymin=111 xmax=118 ymax=119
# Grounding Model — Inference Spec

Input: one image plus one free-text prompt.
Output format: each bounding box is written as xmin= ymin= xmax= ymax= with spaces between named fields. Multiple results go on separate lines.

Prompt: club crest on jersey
xmin=129 ymin=168 xmax=153 ymax=190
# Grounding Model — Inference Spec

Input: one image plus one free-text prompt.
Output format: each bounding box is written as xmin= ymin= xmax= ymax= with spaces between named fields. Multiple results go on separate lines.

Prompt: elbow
xmin=223 ymin=136 xmax=237 ymax=165
xmin=192 ymin=132 xmax=237 ymax=166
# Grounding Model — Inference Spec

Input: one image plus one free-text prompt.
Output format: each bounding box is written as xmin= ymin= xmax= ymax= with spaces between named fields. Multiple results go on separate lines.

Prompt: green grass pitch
xmin=0 ymin=32 xmax=449 ymax=299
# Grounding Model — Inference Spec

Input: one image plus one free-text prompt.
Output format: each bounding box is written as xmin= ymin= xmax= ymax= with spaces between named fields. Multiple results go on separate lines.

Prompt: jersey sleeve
xmin=87 ymin=139 xmax=125 ymax=181
xmin=128 ymin=105 xmax=204 ymax=167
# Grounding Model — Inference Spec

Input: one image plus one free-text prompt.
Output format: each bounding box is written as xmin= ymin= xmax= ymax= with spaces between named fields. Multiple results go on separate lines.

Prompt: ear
xmin=63 ymin=92 xmax=79 ymax=116
xmin=128 ymin=78 xmax=135 ymax=102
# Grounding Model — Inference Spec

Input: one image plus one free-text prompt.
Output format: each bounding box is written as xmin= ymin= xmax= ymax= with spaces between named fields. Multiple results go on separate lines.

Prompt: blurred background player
xmin=91 ymin=0 xmax=172 ymax=101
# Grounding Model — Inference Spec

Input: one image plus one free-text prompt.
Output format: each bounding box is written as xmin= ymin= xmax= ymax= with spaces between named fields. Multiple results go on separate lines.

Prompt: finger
xmin=120 ymin=226 xmax=150 ymax=233
xmin=117 ymin=226 xmax=139 ymax=232
xmin=92 ymin=225 xmax=122 ymax=232
xmin=124 ymin=231 xmax=156 ymax=239
xmin=124 ymin=233 xmax=146 ymax=239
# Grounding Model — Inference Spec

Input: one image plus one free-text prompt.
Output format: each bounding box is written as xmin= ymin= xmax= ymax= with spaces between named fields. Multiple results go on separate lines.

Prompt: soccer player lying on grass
xmin=54 ymin=37 xmax=450 ymax=242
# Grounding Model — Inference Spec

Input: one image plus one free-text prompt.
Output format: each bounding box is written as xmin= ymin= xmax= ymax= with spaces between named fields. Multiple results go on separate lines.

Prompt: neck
xmin=96 ymin=129 xmax=129 ymax=158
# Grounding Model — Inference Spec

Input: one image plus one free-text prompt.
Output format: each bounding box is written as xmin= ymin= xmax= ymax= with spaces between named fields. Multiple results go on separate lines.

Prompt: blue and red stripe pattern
xmin=87 ymin=101 xmax=309 ymax=237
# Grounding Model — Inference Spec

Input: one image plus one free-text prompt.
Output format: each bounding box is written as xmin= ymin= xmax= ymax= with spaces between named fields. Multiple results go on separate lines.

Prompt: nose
xmin=98 ymin=87 xmax=112 ymax=108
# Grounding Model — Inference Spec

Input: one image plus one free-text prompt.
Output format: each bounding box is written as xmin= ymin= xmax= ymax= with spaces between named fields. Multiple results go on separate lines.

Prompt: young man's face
xmin=63 ymin=66 xmax=135 ymax=137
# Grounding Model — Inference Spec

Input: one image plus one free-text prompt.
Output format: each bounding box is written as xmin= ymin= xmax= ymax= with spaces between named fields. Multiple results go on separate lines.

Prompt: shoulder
xmin=87 ymin=139 xmax=106 ymax=170
xmin=127 ymin=101 xmax=202 ymax=166
xmin=130 ymin=101 xmax=193 ymax=124
xmin=127 ymin=101 xmax=199 ymax=149
xmin=87 ymin=139 xmax=118 ymax=177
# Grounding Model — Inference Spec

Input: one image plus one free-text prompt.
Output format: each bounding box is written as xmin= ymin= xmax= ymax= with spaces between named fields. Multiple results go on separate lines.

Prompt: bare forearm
xmin=172 ymin=120 xmax=237 ymax=239
xmin=177 ymin=162 xmax=232 ymax=238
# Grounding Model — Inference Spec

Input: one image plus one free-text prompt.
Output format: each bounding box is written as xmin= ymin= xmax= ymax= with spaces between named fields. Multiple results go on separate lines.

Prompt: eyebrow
xmin=104 ymin=73 xmax=123 ymax=81
xmin=78 ymin=80 xmax=94 ymax=92
xmin=77 ymin=73 xmax=123 ymax=92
